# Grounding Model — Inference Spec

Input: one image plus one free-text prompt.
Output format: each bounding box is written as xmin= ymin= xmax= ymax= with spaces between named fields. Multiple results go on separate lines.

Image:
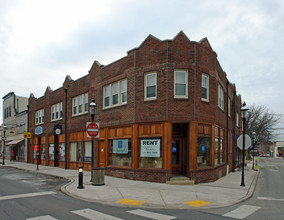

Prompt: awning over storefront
xmin=6 ymin=139 xmax=25 ymax=145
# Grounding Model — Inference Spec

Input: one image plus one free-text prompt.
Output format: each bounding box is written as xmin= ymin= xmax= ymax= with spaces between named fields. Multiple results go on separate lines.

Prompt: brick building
xmin=28 ymin=31 xmax=242 ymax=183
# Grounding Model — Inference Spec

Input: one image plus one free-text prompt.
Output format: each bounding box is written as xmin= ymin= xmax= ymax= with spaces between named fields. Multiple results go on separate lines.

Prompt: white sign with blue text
xmin=113 ymin=139 xmax=128 ymax=154
xmin=140 ymin=139 xmax=160 ymax=157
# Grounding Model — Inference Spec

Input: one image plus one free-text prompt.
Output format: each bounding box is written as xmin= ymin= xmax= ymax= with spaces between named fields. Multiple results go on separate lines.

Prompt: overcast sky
xmin=1 ymin=0 xmax=283 ymax=140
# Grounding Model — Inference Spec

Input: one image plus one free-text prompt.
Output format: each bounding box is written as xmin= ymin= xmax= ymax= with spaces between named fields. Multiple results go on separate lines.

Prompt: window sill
xmin=103 ymin=103 xmax=127 ymax=110
xmin=51 ymin=118 xmax=63 ymax=122
xmin=72 ymin=112 xmax=88 ymax=117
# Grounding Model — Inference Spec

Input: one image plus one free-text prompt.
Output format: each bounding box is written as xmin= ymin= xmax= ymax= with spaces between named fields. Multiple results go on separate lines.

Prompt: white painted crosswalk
xmin=127 ymin=209 xmax=176 ymax=220
xmin=72 ymin=208 xmax=123 ymax=220
xmin=222 ymin=205 xmax=261 ymax=219
xmin=26 ymin=205 xmax=262 ymax=220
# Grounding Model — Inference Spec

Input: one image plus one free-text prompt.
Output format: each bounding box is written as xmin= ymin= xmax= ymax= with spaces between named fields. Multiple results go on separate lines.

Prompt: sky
xmin=1 ymin=0 xmax=284 ymax=140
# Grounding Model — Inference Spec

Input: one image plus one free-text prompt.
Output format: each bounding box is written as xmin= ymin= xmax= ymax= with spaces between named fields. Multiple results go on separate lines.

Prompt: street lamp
xmin=252 ymin=131 xmax=256 ymax=170
xmin=240 ymin=101 xmax=248 ymax=187
xmin=89 ymin=99 xmax=96 ymax=181
xmin=2 ymin=125 xmax=7 ymax=165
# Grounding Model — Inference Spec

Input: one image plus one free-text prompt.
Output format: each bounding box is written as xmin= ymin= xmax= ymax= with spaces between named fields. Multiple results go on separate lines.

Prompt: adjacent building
xmin=2 ymin=92 xmax=28 ymax=162
xmin=28 ymin=31 xmax=242 ymax=183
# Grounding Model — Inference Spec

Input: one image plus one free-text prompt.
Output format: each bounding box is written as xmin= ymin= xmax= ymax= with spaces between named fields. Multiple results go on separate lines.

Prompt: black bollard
xmin=77 ymin=165 xmax=84 ymax=189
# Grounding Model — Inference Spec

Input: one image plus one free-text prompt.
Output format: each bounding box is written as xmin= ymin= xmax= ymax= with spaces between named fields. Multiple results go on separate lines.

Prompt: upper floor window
xmin=51 ymin=102 xmax=63 ymax=121
xmin=201 ymin=74 xmax=209 ymax=101
xmin=35 ymin=109 xmax=44 ymax=125
xmin=174 ymin=70 xmax=188 ymax=98
xmin=72 ymin=93 xmax=88 ymax=116
xmin=144 ymin=72 xmax=157 ymax=101
xmin=4 ymin=106 xmax=12 ymax=119
xmin=236 ymin=112 xmax=239 ymax=127
xmin=218 ymin=84 xmax=224 ymax=110
xmin=103 ymin=79 xmax=127 ymax=109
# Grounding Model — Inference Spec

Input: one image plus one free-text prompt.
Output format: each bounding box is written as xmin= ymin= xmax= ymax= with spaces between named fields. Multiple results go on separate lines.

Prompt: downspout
xmin=64 ymin=88 xmax=68 ymax=169
xmin=226 ymin=80 xmax=229 ymax=175
xmin=27 ymin=105 xmax=29 ymax=163
xmin=232 ymin=90 xmax=236 ymax=171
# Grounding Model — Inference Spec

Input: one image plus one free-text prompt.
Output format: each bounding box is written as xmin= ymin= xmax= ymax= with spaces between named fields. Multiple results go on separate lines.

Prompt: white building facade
xmin=2 ymin=92 xmax=28 ymax=162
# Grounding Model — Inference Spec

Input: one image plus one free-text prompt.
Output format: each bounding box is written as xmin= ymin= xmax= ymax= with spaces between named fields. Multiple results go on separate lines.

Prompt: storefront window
xmin=139 ymin=139 xmax=162 ymax=168
xmin=220 ymin=139 xmax=223 ymax=163
xmin=59 ymin=143 xmax=65 ymax=161
xmin=19 ymin=144 xmax=25 ymax=157
xmin=84 ymin=141 xmax=91 ymax=162
xmin=70 ymin=142 xmax=77 ymax=162
xmin=108 ymin=139 xmax=131 ymax=167
xmin=197 ymin=137 xmax=211 ymax=168
xmin=215 ymin=137 xmax=219 ymax=165
xmin=78 ymin=142 xmax=82 ymax=162
xmin=49 ymin=144 xmax=54 ymax=160
xmin=41 ymin=144 xmax=46 ymax=160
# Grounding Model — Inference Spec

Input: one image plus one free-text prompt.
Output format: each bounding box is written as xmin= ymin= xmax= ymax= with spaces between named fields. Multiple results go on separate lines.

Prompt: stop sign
xmin=86 ymin=122 xmax=100 ymax=138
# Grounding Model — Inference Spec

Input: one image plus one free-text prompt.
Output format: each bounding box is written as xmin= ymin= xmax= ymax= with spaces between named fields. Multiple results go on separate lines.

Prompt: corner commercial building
xmin=28 ymin=32 xmax=242 ymax=183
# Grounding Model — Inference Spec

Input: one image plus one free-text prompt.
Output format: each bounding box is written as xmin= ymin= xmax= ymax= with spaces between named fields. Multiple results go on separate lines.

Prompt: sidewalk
xmin=2 ymin=161 xmax=259 ymax=209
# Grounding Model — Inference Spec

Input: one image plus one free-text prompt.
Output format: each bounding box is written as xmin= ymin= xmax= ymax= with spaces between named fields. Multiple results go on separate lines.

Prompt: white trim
xmin=144 ymin=72 xmax=157 ymax=101
xmin=72 ymin=93 xmax=88 ymax=117
xmin=35 ymin=109 xmax=44 ymax=125
xmin=201 ymin=73 xmax=209 ymax=102
xmin=103 ymin=79 xmax=127 ymax=109
xmin=51 ymin=102 xmax=63 ymax=122
xmin=218 ymin=84 xmax=224 ymax=110
xmin=174 ymin=70 xmax=188 ymax=99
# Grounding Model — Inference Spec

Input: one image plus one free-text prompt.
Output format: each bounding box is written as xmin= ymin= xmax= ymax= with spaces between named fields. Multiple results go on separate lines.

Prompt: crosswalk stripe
xmin=222 ymin=205 xmax=261 ymax=219
xmin=127 ymin=209 xmax=176 ymax=220
xmin=258 ymin=197 xmax=284 ymax=201
xmin=0 ymin=191 xmax=56 ymax=201
xmin=71 ymin=208 xmax=123 ymax=220
xmin=26 ymin=215 xmax=57 ymax=220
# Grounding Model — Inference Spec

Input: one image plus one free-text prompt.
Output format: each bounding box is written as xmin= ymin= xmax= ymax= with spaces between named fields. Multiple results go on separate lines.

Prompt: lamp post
xmin=252 ymin=131 xmax=256 ymax=170
xmin=240 ymin=102 xmax=248 ymax=187
xmin=2 ymin=125 xmax=7 ymax=165
xmin=89 ymin=99 xmax=96 ymax=181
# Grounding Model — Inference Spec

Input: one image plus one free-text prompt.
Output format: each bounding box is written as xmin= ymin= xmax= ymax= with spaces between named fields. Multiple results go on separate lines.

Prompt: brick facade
xmin=28 ymin=31 xmax=242 ymax=183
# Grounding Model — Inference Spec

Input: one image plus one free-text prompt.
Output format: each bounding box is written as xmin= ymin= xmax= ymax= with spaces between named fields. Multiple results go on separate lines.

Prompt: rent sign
xmin=140 ymin=139 xmax=160 ymax=157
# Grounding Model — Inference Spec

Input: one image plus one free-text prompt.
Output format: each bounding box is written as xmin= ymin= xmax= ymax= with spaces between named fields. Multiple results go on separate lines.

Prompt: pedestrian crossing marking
xmin=72 ymin=208 xmax=123 ymax=220
xmin=222 ymin=205 xmax=261 ymax=219
xmin=116 ymin=198 xmax=146 ymax=206
xmin=0 ymin=191 xmax=56 ymax=201
xmin=184 ymin=200 xmax=210 ymax=207
xmin=26 ymin=215 xmax=57 ymax=220
xmin=127 ymin=209 xmax=176 ymax=220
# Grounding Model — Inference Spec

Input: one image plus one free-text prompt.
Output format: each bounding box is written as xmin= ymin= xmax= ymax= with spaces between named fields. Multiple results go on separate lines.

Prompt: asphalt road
xmin=204 ymin=157 xmax=284 ymax=219
xmin=1 ymin=158 xmax=283 ymax=219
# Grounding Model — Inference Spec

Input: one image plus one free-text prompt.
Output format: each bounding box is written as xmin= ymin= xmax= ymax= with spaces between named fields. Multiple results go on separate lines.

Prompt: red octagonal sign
xmin=86 ymin=122 xmax=100 ymax=138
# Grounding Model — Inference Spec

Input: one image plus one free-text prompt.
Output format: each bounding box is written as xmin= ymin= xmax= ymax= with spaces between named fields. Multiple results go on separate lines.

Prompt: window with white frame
xmin=236 ymin=112 xmax=239 ymax=127
xmin=72 ymin=93 xmax=88 ymax=116
xmin=201 ymin=74 xmax=209 ymax=101
xmin=218 ymin=84 xmax=224 ymax=110
xmin=35 ymin=109 xmax=44 ymax=125
xmin=103 ymin=79 xmax=127 ymax=108
xmin=174 ymin=70 xmax=188 ymax=98
xmin=144 ymin=72 xmax=157 ymax=100
xmin=51 ymin=102 xmax=63 ymax=121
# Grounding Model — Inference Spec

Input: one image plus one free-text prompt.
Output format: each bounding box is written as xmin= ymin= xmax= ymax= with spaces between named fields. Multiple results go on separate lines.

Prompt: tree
xmin=245 ymin=105 xmax=279 ymax=144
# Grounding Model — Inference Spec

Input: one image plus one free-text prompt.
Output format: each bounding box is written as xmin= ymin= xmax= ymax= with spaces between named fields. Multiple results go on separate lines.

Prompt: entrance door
xmin=171 ymin=138 xmax=182 ymax=174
